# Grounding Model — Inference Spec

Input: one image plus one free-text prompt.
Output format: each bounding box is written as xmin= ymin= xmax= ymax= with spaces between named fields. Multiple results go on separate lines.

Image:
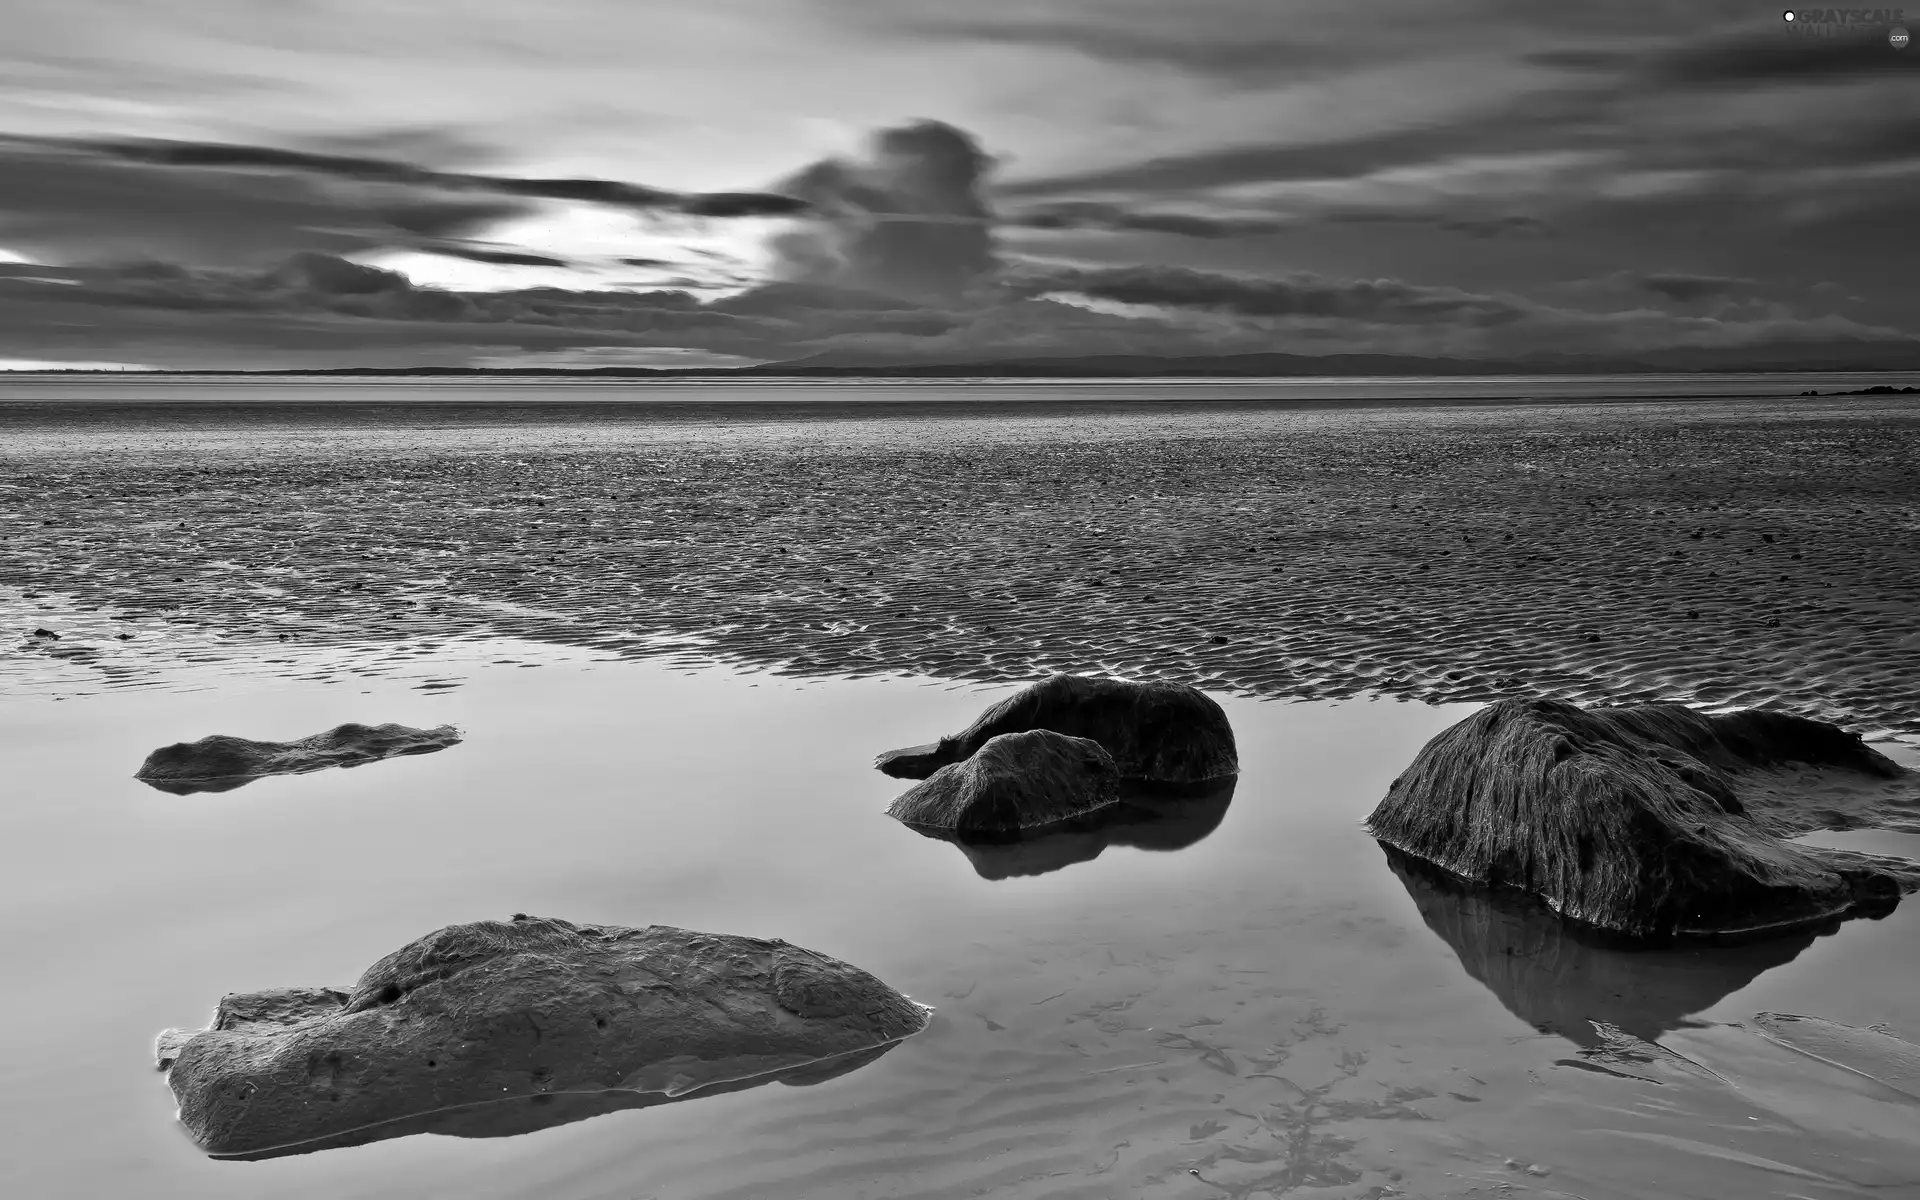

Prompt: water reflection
xmin=905 ymin=778 xmax=1236 ymax=880
xmin=197 ymin=1039 xmax=913 ymax=1160
xmin=1383 ymin=846 xmax=1828 ymax=1047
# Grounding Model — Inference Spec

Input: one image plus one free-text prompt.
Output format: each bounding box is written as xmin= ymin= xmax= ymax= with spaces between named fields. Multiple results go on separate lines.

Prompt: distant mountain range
xmin=34 ymin=344 xmax=1920 ymax=377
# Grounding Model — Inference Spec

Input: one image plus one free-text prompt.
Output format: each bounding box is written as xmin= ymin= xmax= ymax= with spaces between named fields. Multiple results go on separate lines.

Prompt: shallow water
xmin=3 ymin=652 xmax=1918 ymax=1199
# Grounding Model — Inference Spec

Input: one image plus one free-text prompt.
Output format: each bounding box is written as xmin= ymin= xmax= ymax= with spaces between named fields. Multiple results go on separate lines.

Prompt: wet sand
xmin=4 ymin=388 xmax=1917 ymax=742
xmin=3 ymin=657 xmax=1919 ymax=1200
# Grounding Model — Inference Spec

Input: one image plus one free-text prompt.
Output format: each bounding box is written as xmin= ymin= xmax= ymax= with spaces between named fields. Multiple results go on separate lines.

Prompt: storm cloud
xmin=768 ymin=120 xmax=999 ymax=304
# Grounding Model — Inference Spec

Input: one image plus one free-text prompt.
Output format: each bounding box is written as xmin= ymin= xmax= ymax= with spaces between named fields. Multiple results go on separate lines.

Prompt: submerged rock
xmin=135 ymin=722 xmax=462 ymax=794
xmin=876 ymin=674 xmax=1237 ymax=784
xmin=156 ymin=916 xmax=931 ymax=1159
xmin=1367 ymin=698 xmax=1920 ymax=941
xmin=932 ymin=778 xmax=1237 ymax=880
xmin=887 ymin=729 xmax=1120 ymax=838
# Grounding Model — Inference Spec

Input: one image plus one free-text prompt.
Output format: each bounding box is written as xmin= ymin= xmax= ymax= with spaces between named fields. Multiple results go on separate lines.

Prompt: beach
xmin=3 ymin=377 xmax=1920 ymax=1199
xmin=3 ymin=381 xmax=1917 ymax=742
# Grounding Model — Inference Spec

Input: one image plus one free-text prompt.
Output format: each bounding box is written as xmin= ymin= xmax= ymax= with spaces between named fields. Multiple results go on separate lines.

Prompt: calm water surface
xmin=3 ymin=654 xmax=1918 ymax=1199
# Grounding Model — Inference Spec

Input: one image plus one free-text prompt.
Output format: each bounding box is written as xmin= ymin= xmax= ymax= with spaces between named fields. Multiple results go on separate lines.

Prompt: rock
xmin=156 ymin=916 xmax=931 ymax=1159
xmin=134 ymin=722 xmax=462 ymax=795
xmin=931 ymin=778 xmax=1237 ymax=880
xmin=887 ymin=729 xmax=1120 ymax=838
xmin=1366 ymin=698 xmax=1920 ymax=941
xmin=876 ymin=674 xmax=1238 ymax=784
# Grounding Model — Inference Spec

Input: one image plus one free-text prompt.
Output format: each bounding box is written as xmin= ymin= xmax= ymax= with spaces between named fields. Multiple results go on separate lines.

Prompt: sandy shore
xmin=3 ymin=391 xmax=1917 ymax=740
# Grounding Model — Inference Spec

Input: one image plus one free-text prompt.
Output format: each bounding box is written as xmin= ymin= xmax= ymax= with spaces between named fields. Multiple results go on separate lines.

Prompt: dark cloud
xmin=1316 ymin=211 xmax=1555 ymax=239
xmin=4 ymin=248 xmax=1914 ymax=371
xmin=0 ymin=253 xmax=962 ymax=367
xmin=1631 ymin=271 xmax=1759 ymax=302
xmin=768 ymin=120 xmax=998 ymax=303
xmin=0 ymin=134 xmax=807 ymax=274
xmin=1533 ymin=27 xmax=1919 ymax=88
xmin=53 ymin=136 xmax=808 ymax=217
xmin=1007 ymin=201 xmax=1286 ymax=238
xmin=1438 ymin=215 xmax=1554 ymax=239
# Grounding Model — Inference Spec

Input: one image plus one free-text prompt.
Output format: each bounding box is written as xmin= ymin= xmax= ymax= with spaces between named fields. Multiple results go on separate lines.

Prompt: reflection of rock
xmin=156 ymin=916 xmax=930 ymax=1159
xmin=876 ymin=674 xmax=1238 ymax=784
xmin=135 ymin=722 xmax=462 ymax=794
xmin=1383 ymin=845 xmax=1821 ymax=1047
xmin=932 ymin=778 xmax=1238 ymax=880
xmin=1367 ymin=698 xmax=1919 ymax=940
xmin=887 ymin=730 xmax=1119 ymax=837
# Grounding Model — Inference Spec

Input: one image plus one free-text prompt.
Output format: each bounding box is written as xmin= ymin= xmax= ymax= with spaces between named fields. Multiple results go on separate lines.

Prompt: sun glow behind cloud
xmin=364 ymin=204 xmax=783 ymax=296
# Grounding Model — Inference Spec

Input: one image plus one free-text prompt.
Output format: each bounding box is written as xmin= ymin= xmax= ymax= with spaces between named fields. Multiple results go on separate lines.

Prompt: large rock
xmin=935 ymin=779 xmax=1237 ymax=880
xmin=136 ymin=722 xmax=462 ymax=794
xmin=886 ymin=729 xmax=1120 ymax=838
xmin=876 ymin=674 xmax=1237 ymax=784
xmin=1367 ymin=698 xmax=1920 ymax=941
xmin=155 ymin=916 xmax=931 ymax=1159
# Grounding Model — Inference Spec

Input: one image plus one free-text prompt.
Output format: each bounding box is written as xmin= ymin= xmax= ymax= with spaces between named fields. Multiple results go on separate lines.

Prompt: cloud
xmin=1630 ymin=271 xmax=1759 ymax=302
xmin=1006 ymin=201 xmax=1286 ymax=238
xmin=1533 ymin=27 xmax=1919 ymax=89
xmin=1015 ymin=262 xmax=1534 ymax=325
xmin=894 ymin=16 xmax=1368 ymax=81
xmin=418 ymin=243 xmax=572 ymax=268
xmin=3 ymin=248 xmax=1914 ymax=371
xmin=767 ymin=120 xmax=998 ymax=303
xmin=57 ymin=135 xmax=810 ymax=217
xmin=0 ymin=133 xmax=806 ymax=271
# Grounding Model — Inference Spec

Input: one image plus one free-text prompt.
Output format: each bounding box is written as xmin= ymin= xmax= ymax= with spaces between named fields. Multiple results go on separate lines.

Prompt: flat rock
xmin=135 ymin=722 xmax=462 ymax=794
xmin=156 ymin=916 xmax=931 ymax=1159
xmin=887 ymin=729 xmax=1120 ymax=839
xmin=1367 ymin=698 xmax=1920 ymax=941
xmin=876 ymin=674 xmax=1238 ymax=784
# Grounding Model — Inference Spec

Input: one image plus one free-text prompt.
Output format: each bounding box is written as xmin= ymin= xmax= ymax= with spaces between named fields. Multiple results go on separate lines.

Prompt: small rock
xmin=30 ymin=628 xmax=59 ymax=639
xmin=887 ymin=730 xmax=1120 ymax=837
xmin=135 ymin=722 xmax=463 ymax=795
xmin=876 ymin=674 xmax=1238 ymax=785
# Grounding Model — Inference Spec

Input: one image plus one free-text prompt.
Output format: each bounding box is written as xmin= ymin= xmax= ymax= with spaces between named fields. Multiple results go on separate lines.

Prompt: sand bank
xmin=3 ymin=391 xmax=1916 ymax=740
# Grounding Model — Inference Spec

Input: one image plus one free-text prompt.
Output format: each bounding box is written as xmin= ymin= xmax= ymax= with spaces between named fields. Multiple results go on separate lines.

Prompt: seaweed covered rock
xmin=876 ymin=674 xmax=1237 ymax=784
xmin=887 ymin=729 xmax=1120 ymax=838
xmin=136 ymin=722 xmax=461 ymax=794
xmin=156 ymin=916 xmax=931 ymax=1159
xmin=1367 ymin=698 xmax=1920 ymax=941
xmin=936 ymin=778 xmax=1238 ymax=880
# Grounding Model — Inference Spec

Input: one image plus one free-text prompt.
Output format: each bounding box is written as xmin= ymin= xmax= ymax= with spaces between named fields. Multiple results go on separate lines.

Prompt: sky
xmin=0 ymin=0 xmax=1915 ymax=370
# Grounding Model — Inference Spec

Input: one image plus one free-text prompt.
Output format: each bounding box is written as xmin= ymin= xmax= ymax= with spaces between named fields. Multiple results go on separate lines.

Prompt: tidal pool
xmin=2 ymin=653 xmax=1917 ymax=1199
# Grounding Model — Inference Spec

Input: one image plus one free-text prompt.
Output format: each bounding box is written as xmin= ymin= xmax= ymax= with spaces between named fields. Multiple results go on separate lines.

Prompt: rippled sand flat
xmin=4 ymin=387 xmax=1915 ymax=742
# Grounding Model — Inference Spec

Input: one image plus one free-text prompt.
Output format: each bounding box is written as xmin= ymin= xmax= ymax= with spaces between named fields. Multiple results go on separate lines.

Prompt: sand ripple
xmin=3 ymin=394 xmax=1917 ymax=741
